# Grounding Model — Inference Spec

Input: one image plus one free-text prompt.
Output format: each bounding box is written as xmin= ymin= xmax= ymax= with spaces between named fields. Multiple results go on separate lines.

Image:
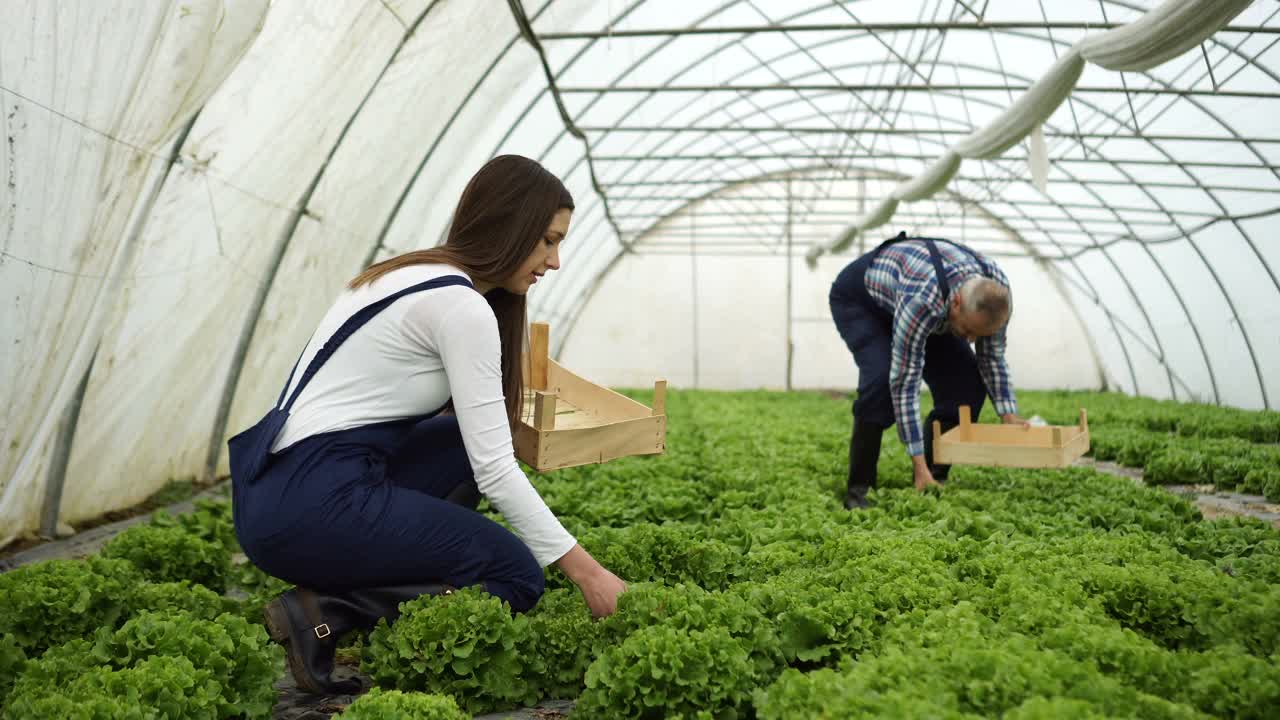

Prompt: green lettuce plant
xmin=575 ymin=624 xmax=756 ymax=720
xmin=101 ymin=524 xmax=231 ymax=593
xmin=332 ymin=688 xmax=468 ymax=720
xmin=361 ymin=587 xmax=535 ymax=714
xmin=0 ymin=557 xmax=139 ymax=655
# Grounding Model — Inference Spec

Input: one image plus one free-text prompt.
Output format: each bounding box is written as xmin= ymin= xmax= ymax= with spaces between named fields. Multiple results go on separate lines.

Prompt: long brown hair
xmin=349 ymin=155 xmax=574 ymax=429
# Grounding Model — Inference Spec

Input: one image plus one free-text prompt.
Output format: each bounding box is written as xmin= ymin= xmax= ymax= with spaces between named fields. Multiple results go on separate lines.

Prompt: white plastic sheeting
xmin=2 ymin=0 xmax=268 ymax=546
xmin=1 ymin=0 xmax=1277 ymax=547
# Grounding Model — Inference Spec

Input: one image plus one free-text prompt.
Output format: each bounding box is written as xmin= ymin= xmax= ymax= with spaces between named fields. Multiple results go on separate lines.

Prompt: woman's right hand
xmin=577 ymin=566 xmax=628 ymax=619
xmin=555 ymin=544 xmax=628 ymax=618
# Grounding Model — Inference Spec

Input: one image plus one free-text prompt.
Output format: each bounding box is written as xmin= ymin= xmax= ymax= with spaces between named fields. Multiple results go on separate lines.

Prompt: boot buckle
xmin=313 ymin=623 xmax=331 ymax=639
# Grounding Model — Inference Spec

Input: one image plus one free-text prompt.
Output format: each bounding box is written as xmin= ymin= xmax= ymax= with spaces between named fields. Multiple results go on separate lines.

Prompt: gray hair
xmin=957 ymin=276 xmax=1011 ymax=330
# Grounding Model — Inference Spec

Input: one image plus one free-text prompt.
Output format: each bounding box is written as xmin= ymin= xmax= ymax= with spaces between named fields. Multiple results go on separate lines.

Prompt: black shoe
xmin=843 ymin=485 xmax=872 ymax=509
xmin=264 ymin=583 xmax=455 ymax=695
xmin=844 ymin=419 xmax=887 ymax=510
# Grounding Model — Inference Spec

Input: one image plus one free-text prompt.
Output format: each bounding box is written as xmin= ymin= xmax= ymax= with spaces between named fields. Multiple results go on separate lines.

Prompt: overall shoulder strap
xmin=869 ymin=230 xmax=911 ymax=259
xmin=921 ymin=239 xmax=953 ymax=300
xmin=919 ymin=237 xmax=993 ymax=301
xmin=276 ymin=274 xmax=475 ymax=412
xmin=923 ymin=236 xmax=991 ymax=272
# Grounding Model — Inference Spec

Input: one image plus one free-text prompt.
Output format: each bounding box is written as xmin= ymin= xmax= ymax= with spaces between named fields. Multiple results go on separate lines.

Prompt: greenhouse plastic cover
xmin=1 ymin=0 xmax=1277 ymax=546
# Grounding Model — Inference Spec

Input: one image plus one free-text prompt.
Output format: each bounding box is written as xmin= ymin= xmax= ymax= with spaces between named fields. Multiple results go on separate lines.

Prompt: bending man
xmin=828 ymin=231 xmax=1025 ymax=509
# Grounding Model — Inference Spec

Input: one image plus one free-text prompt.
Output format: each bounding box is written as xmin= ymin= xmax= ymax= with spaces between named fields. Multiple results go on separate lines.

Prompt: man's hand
xmin=1001 ymin=413 xmax=1029 ymax=427
xmin=911 ymin=455 xmax=941 ymax=492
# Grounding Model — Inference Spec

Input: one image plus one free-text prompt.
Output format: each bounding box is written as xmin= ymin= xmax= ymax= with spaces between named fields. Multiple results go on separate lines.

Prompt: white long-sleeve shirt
xmin=271 ymin=263 xmax=575 ymax=567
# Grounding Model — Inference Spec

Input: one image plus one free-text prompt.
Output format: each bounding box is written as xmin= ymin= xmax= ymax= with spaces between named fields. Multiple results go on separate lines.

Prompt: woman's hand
xmin=577 ymin=567 xmax=628 ymax=619
xmin=1000 ymin=413 xmax=1030 ymax=427
xmin=554 ymin=544 xmax=628 ymax=618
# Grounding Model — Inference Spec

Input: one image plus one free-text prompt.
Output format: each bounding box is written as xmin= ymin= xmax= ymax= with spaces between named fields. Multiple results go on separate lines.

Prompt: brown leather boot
xmin=264 ymin=583 xmax=455 ymax=695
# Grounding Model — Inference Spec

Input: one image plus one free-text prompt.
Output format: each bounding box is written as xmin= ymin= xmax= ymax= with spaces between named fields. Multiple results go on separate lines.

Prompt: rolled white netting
xmin=805 ymin=0 xmax=1255 ymax=269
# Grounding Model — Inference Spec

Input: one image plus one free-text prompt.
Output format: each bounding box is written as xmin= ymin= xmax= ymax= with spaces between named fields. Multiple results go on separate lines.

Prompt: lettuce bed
xmin=1 ymin=390 xmax=1277 ymax=718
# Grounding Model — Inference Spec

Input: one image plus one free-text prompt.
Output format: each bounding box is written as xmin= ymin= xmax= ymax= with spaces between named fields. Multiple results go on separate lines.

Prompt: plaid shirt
xmin=865 ymin=240 xmax=1018 ymax=456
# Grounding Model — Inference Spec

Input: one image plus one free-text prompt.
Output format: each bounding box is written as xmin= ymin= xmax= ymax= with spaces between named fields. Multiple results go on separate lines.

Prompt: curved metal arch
xmin=1110 ymin=98 xmax=1279 ymax=411
xmin=502 ymin=1 xmax=1267 ymax=405
xmin=536 ymin=100 xmax=1144 ymax=384
xmin=577 ymin=15 xmax=1279 ymax=196
xmin=499 ymin=0 xmax=1269 ymax=384
xmin=528 ymin=11 xmax=989 ymax=315
xmin=551 ymin=161 xmax=1128 ymax=395
xmin=581 ymin=54 xmax=1274 ymax=406
xmin=600 ymin=113 xmax=1165 ymax=401
xmin=564 ymin=0 xmax=888 ymax=222
xmin=545 ymin=8 xmax=1274 ymax=407
xmin=1044 ymin=269 xmax=1201 ymax=398
xmin=964 ymin=21 xmax=1273 ymax=406
xmin=525 ymin=0 xmax=1051 ymax=240
xmin=583 ymin=44 xmax=1249 ymax=234
xmin=492 ymin=0 xmax=791 ymax=320
xmin=1015 ymin=43 xmax=1277 ymax=408
xmin=551 ymin=182 xmax=1157 ymax=401
xmin=512 ymin=0 xmax=867 ymax=318
xmin=571 ymin=9 xmax=1279 ymax=250
xmin=579 ymin=66 xmax=1191 ymax=400
xmin=516 ymin=11 xmax=1099 ymax=312
xmin=612 ymin=135 xmax=1152 ymax=398
xmin=552 ymin=213 xmax=1206 ymax=402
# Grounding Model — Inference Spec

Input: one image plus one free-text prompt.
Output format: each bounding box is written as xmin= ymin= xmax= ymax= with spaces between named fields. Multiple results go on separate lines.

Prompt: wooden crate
xmin=513 ymin=322 xmax=667 ymax=472
xmin=931 ymin=405 xmax=1090 ymax=469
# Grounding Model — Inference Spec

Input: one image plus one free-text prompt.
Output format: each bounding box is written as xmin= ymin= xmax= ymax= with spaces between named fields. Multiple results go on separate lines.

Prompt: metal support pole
xmin=857 ymin=175 xmax=867 ymax=256
xmin=41 ymin=346 xmax=97 ymax=538
xmin=690 ymin=203 xmax=700 ymax=389
xmin=785 ymin=178 xmax=794 ymax=392
xmin=559 ymin=83 xmax=1270 ymax=99
xmin=538 ymin=22 xmax=1278 ymax=40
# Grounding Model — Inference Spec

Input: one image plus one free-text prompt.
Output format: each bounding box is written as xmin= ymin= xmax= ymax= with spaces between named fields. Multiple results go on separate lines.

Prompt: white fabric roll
xmin=1029 ymin=124 xmax=1049 ymax=193
xmin=953 ymin=50 xmax=1085 ymax=160
xmin=1076 ymin=0 xmax=1254 ymax=72
xmin=857 ymin=197 xmax=901 ymax=233
xmin=891 ymin=151 xmax=962 ymax=202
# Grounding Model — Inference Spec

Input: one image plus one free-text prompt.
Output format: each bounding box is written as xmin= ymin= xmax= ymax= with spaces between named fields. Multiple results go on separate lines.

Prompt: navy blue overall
xmin=828 ymin=232 xmax=989 ymax=444
xmin=228 ymin=276 xmax=545 ymax=613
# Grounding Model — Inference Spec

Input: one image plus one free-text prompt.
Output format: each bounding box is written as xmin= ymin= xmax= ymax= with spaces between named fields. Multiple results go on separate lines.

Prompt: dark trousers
xmin=233 ymin=415 xmax=545 ymax=613
xmin=830 ymin=254 xmax=987 ymax=474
